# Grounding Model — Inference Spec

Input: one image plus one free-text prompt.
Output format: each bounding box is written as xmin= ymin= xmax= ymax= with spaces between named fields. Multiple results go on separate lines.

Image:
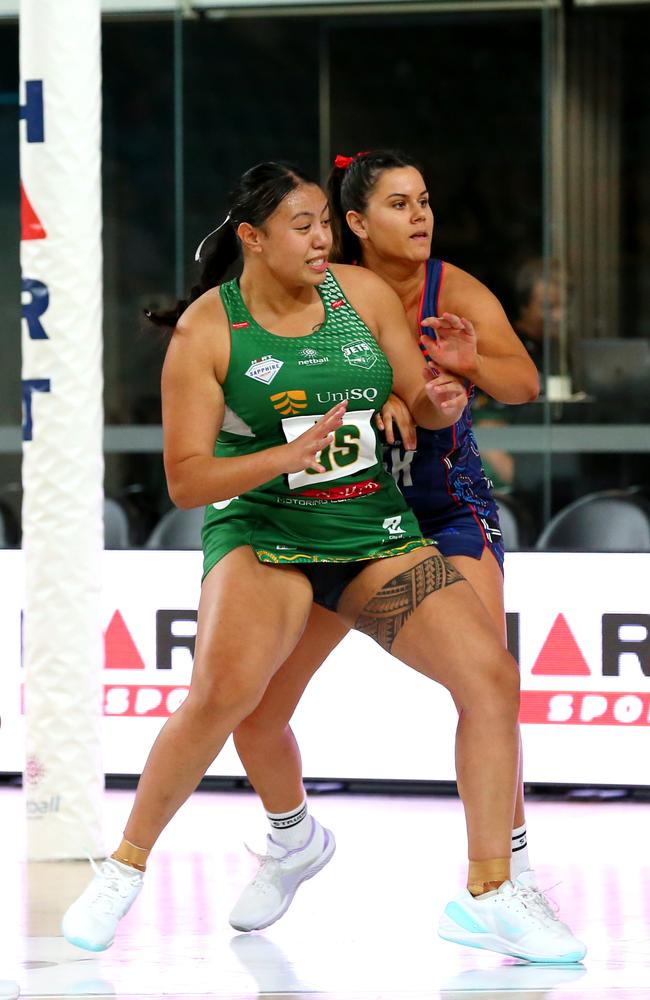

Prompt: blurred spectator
xmin=471 ymin=392 xmax=514 ymax=494
xmin=512 ymin=257 xmax=562 ymax=374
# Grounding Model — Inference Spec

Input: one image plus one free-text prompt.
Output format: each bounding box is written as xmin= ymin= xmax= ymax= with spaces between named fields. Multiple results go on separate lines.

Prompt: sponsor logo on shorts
xmin=316 ymin=387 xmax=378 ymax=404
xmin=298 ymin=347 xmax=329 ymax=367
xmin=246 ymin=355 xmax=284 ymax=384
xmin=212 ymin=496 xmax=239 ymax=510
xmin=341 ymin=340 xmax=378 ymax=370
xmin=270 ymin=389 xmax=308 ymax=416
xmin=276 ymin=495 xmax=325 ymax=507
xmin=299 ymin=479 xmax=381 ymax=502
xmin=383 ymin=515 xmax=406 ymax=536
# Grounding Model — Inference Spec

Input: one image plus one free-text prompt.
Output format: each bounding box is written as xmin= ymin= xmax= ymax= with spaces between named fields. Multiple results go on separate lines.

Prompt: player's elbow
xmin=167 ymin=479 xmax=195 ymax=510
xmin=523 ymin=368 xmax=541 ymax=402
xmin=165 ymin=458 xmax=200 ymax=509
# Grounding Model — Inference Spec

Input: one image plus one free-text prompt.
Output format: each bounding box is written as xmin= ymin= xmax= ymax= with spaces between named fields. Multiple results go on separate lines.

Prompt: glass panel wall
xmin=102 ymin=18 xmax=177 ymax=537
xmin=1 ymin=1 xmax=649 ymax=548
xmin=531 ymin=5 xmax=650 ymax=534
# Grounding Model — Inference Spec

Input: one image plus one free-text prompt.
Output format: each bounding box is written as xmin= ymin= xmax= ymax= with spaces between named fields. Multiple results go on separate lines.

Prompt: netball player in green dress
xmin=62 ymin=161 xmax=584 ymax=965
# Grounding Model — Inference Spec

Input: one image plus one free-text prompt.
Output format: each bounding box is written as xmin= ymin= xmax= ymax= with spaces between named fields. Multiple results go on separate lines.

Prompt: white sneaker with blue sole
xmin=229 ymin=817 xmax=335 ymax=932
xmin=62 ymin=858 xmax=144 ymax=952
xmin=438 ymin=878 xmax=586 ymax=964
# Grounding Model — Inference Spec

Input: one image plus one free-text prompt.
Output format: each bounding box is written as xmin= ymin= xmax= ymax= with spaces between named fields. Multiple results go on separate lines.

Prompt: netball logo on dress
xmin=270 ymin=389 xmax=308 ymax=416
xmin=245 ymin=355 xmax=284 ymax=384
xmin=298 ymin=347 xmax=329 ymax=367
xmin=341 ymin=340 xmax=378 ymax=370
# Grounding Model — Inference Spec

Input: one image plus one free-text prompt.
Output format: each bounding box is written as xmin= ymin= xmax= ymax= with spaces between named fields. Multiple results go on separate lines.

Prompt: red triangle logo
xmin=531 ymin=613 xmax=591 ymax=676
xmin=104 ymin=611 xmax=145 ymax=670
xmin=21 ymin=182 xmax=47 ymax=240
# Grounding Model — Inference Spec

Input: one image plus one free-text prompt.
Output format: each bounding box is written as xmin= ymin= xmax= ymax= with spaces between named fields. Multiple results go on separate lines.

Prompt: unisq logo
xmin=316 ymin=387 xmax=378 ymax=404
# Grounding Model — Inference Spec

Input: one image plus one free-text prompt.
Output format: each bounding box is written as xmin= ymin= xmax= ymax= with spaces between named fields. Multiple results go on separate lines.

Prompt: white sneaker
xmin=514 ymin=868 xmax=563 ymax=916
xmin=229 ymin=817 xmax=335 ymax=932
xmin=62 ymin=858 xmax=144 ymax=952
xmin=438 ymin=878 xmax=586 ymax=963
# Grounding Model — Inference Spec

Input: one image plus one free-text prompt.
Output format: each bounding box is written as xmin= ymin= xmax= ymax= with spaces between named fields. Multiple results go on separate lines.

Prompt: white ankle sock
xmin=510 ymin=823 xmax=530 ymax=878
xmin=266 ymin=799 xmax=311 ymax=849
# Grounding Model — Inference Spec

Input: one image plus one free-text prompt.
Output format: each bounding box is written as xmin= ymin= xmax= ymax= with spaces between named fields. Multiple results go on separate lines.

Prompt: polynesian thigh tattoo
xmin=355 ymin=553 xmax=464 ymax=654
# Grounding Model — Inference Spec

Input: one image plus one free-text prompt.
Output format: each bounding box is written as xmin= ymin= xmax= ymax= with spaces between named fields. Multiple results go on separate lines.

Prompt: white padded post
xmin=20 ymin=0 xmax=105 ymax=859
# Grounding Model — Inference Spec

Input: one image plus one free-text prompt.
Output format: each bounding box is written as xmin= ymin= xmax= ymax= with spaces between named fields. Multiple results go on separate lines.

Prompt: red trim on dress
xmin=436 ymin=259 xmax=489 ymax=549
xmin=416 ymin=261 xmax=427 ymax=333
xmin=435 ymin=260 xmax=446 ymax=315
xmin=417 ymin=262 xmax=438 ymax=369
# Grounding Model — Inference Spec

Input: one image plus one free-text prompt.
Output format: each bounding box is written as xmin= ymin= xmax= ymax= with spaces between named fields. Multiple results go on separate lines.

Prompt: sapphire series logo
xmin=245 ymin=355 xmax=284 ymax=385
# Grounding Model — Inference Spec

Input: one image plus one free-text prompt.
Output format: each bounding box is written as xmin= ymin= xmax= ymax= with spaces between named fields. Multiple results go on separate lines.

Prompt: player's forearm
xmin=465 ymin=354 xmax=539 ymax=404
xmin=166 ymin=448 xmax=287 ymax=508
xmin=410 ymin=391 xmax=462 ymax=431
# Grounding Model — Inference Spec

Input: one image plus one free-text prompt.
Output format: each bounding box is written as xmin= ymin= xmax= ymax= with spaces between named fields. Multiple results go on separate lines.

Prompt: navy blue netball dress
xmin=384 ymin=259 xmax=505 ymax=569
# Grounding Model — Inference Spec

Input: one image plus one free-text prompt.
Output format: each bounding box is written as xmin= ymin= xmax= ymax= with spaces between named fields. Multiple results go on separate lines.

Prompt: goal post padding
xmin=20 ymin=0 xmax=105 ymax=860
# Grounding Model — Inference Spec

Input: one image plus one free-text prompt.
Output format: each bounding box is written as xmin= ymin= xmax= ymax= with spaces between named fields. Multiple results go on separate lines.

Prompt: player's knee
xmin=233 ymin=713 xmax=288 ymax=756
xmin=462 ymin=650 xmax=521 ymax=719
xmin=189 ymin=669 xmax=267 ymax=726
xmin=484 ymin=652 xmax=521 ymax=717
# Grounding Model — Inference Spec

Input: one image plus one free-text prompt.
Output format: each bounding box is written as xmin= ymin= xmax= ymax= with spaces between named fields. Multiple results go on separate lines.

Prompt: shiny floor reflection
xmin=3 ymin=786 xmax=650 ymax=998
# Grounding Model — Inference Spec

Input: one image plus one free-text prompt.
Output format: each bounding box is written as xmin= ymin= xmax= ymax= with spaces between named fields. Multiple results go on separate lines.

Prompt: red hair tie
xmin=333 ymin=150 xmax=371 ymax=170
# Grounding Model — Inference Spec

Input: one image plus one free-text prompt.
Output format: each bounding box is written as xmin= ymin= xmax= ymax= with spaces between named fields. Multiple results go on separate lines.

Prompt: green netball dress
xmin=201 ymin=268 xmax=430 ymax=576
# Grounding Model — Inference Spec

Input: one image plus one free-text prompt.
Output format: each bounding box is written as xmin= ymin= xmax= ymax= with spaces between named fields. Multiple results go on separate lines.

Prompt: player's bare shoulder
xmin=439 ymin=261 xmax=499 ymax=314
xmin=174 ymin=286 xmax=228 ymax=343
xmin=330 ymin=262 xmax=389 ymax=298
xmin=329 ymin=263 xmax=400 ymax=328
xmin=170 ymin=286 xmax=231 ymax=379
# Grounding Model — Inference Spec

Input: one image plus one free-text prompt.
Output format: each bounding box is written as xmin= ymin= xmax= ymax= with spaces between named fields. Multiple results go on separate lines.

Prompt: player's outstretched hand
xmin=283 ymin=401 xmax=348 ymax=474
xmin=423 ymin=367 xmax=467 ymax=424
xmin=375 ymin=393 xmax=417 ymax=451
xmin=420 ymin=312 xmax=478 ymax=379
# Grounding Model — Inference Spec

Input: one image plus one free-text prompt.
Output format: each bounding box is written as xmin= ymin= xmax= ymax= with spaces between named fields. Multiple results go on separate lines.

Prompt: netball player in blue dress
xmin=229 ymin=153 xmax=577 ymax=958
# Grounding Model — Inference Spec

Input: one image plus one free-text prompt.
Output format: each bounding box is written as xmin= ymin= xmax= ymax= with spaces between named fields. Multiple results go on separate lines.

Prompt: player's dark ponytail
xmin=146 ymin=160 xmax=317 ymax=329
xmin=327 ymin=149 xmax=421 ymax=264
xmin=328 ymin=161 xmax=362 ymax=266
